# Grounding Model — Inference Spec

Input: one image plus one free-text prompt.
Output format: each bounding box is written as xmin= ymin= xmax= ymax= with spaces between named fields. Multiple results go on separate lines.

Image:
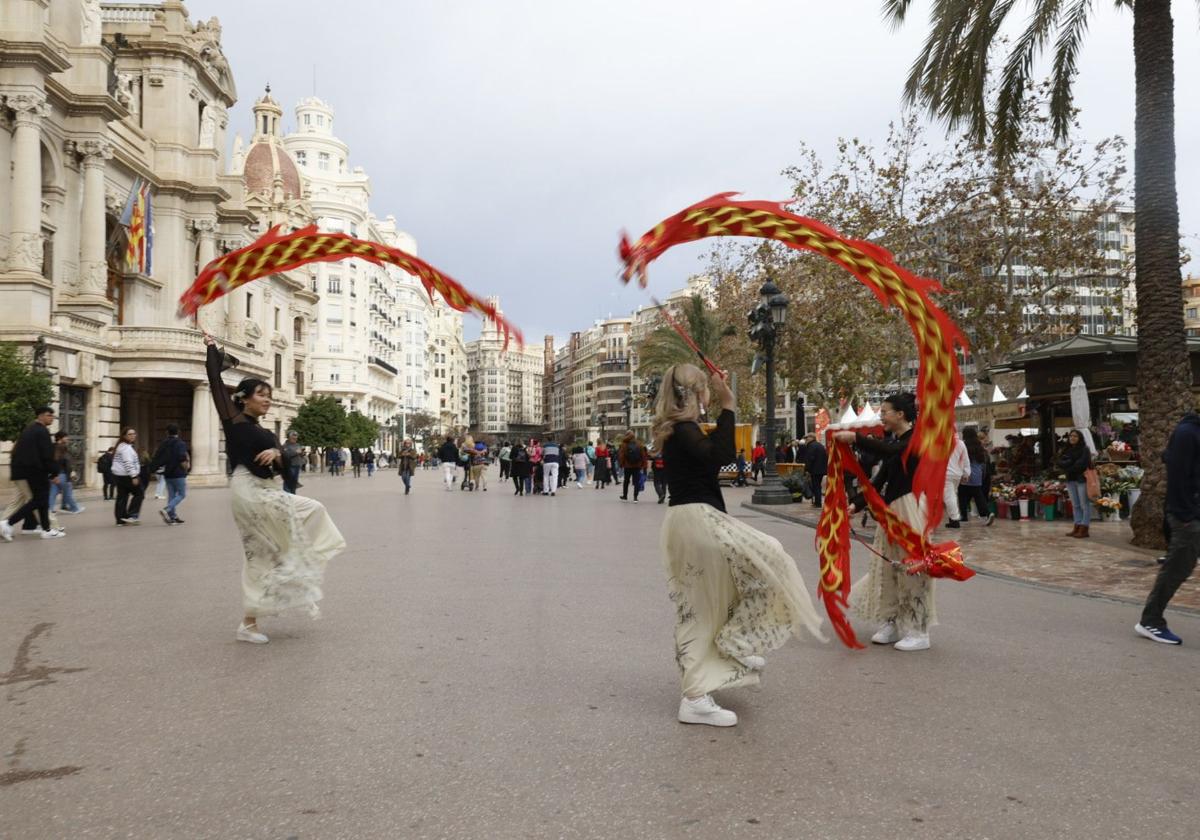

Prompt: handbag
xmin=1084 ymin=468 xmax=1101 ymax=501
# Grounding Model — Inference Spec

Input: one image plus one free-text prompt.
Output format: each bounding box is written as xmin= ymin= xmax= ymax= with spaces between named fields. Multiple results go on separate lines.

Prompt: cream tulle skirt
xmin=849 ymin=492 xmax=937 ymax=634
xmin=230 ymin=467 xmax=346 ymax=618
xmin=661 ymin=503 xmax=825 ymax=697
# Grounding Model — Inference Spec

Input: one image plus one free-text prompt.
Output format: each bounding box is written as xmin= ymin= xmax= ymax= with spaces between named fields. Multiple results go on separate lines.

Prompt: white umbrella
xmin=957 ymin=390 xmax=974 ymax=406
xmin=991 ymin=385 xmax=1007 ymax=403
xmin=1069 ymin=375 xmax=1097 ymax=455
xmin=839 ymin=405 xmax=858 ymax=424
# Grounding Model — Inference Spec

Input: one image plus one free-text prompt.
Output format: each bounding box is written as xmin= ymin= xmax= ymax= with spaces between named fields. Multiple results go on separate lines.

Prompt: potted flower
xmin=1118 ymin=465 xmax=1144 ymax=510
xmin=1039 ymin=480 xmax=1066 ymax=521
xmin=1094 ymin=495 xmax=1121 ymax=520
xmin=991 ymin=482 xmax=1015 ymax=519
xmin=1014 ymin=483 xmax=1038 ymax=520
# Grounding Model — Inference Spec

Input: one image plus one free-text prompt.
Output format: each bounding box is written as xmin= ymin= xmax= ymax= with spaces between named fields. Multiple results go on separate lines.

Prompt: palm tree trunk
xmin=1129 ymin=0 xmax=1189 ymax=549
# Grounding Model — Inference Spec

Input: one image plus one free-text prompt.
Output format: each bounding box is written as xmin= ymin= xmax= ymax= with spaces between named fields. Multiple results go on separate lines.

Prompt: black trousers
xmin=102 ymin=474 xmax=115 ymax=500
xmin=113 ymin=475 xmax=145 ymax=522
xmin=500 ymin=460 xmax=510 ymax=479
xmin=8 ymin=475 xmax=51 ymax=531
xmin=653 ymin=472 xmax=668 ymax=501
xmin=512 ymin=475 xmax=524 ymax=495
xmin=809 ymin=472 xmax=826 ymax=506
xmin=1141 ymin=514 xmax=1200 ymax=627
xmin=957 ymin=484 xmax=989 ymax=519
xmin=622 ymin=469 xmax=641 ymax=500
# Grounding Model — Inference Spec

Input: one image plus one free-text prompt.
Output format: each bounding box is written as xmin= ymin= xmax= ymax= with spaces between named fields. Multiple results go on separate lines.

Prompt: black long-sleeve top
xmin=206 ymin=344 xmax=279 ymax=480
xmin=1055 ymin=443 xmax=1091 ymax=482
xmin=851 ymin=428 xmax=919 ymax=508
xmin=664 ymin=409 xmax=736 ymax=512
xmin=9 ymin=422 xmax=56 ymax=481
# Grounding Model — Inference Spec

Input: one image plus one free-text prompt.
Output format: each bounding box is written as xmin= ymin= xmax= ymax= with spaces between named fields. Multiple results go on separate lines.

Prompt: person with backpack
xmin=618 ymin=431 xmax=647 ymax=502
xmin=471 ymin=439 xmax=489 ymax=491
xmin=148 ymin=423 xmax=191 ymax=524
xmin=364 ymin=448 xmax=376 ymax=477
xmin=957 ymin=426 xmax=995 ymax=525
xmin=509 ymin=442 xmax=530 ymax=495
xmin=97 ymin=447 xmax=116 ymax=501
xmin=48 ymin=431 xmax=84 ymax=515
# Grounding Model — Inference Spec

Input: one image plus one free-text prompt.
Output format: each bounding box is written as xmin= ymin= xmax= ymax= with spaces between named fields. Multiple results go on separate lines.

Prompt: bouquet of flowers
xmin=1039 ymin=480 xmax=1066 ymax=496
xmin=990 ymin=482 xmax=1016 ymax=502
xmin=1117 ymin=465 xmax=1144 ymax=489
xmin=1094 ymin=496 xmax=1122 ymax=513
xmin=1014 ymin=483 xmax=1039 ymax=501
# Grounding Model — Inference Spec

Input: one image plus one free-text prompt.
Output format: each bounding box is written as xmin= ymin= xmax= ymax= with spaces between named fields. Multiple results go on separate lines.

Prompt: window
xmin=293 ymin=317 xmax=304 ymax=343
xmin=245 ymin=293 xmax=253 ymax=318
xmin=318 ymin=152 xmax=330 ymax=171
xmin=274 ymin=354 xmax=283 ymax=389
xmin=294 ymin=362 xmax=304 ymax=395
xmin=328 ymin=277 xmax=341 ymax=294
xmin=304 ymin=114 xmax=311 ymax=126
xmin=328 ymin=341 xmax=342 ymax=353
xmin=1189 ymin=308 xmax=1199 ymax=319
xmin=317 ymin=114 xmax=325 ymax=126
xmin=295 ymin=150 xmax=306 ymax=166
xmin=273 ymin=307 xmax=280 ymax=332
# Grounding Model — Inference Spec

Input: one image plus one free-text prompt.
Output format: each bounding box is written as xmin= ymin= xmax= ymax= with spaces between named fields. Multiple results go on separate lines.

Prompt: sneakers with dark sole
xmin=1135 ymin=623 xmax=1182 ymax=645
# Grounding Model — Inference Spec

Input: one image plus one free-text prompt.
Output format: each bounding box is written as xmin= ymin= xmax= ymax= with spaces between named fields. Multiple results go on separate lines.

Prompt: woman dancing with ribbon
xmin=656 ymin=363 xmax=824 ymax=727
xmin=204 ymin=332 xmax=346 ymax=644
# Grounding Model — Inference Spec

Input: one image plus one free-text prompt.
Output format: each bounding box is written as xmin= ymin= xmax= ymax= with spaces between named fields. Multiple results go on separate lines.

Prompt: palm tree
xmin=884 ymin=0 xmax=1190 ymax=548
xmin=635 ymin=294 xmax=728 ymax=377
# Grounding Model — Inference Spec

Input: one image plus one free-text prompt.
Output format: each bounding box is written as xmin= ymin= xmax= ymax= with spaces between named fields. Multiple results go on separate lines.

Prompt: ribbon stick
xmin=649 ymin=295 xmax=723 ymax=379
xmin=179 ymin=223 xmax=523 ymax=348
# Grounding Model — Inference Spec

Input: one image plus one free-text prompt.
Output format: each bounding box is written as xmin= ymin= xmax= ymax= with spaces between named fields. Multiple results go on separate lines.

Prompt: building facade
xmin=0 ymin=0 xmax=316 ymax=485
xmin=1184 ymin=275 xmax=1200 ymax=338
xmin=465 ymin=298 xmax=543 ymax=441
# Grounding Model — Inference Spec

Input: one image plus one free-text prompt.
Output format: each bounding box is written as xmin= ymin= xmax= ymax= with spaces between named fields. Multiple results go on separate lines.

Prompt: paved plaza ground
xmin=2 ymin=467 xmax=1198 ymax=839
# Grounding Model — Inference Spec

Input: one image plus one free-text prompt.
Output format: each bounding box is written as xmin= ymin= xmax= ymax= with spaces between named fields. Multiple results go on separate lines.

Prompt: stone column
xmin=78 ymin=139 xmax=114 ymax=298
xmin=191 ymin=381 xmax=214 ymax=475
xmin=192 ymin=219 xmax=219 ymax=332
xmin=0 ymin=107 xmax=12 ymax=269
xmin=6 ymin=92 xmax=49 ymax=276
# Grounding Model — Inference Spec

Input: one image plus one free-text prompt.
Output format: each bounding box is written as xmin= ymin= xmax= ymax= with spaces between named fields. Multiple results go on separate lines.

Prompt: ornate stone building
xmin=0 ymin=1 xmax=310 ymax=485
xmin=465 ymin=298 xmax=543 ymax=441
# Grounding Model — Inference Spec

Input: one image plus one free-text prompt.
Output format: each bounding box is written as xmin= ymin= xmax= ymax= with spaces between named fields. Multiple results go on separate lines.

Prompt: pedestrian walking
xmin=957 ymin=426 xmax=995 ymax=525
xmin=527 ymin=438 xmax=543 ymax=495
xmin=510 ymin=442 xmax=530 ymax=495
xmin=0 ymin=406 xmax=65 ymax=541
xmin=148 ymin=424 xmax=190 ymax=524
xmin=836 ymin=392 xmax=938 ymax=651
xmin=203 ymin=332 xmax=345 ymax=644
xmin=365 ymin=448 xmax=376 ymax=477
xmin=593 ymin=440 xmax=612 ymax=489
xmin=656 ymin=364 xmax=824 ymax=727
xmin=281 ymin=431 xmax=305 ymax=494
xmin=618 ymin=431 xmax=646 ymax=502
xmin=1134 ymin=412 xmax=1200 ymax=645
xmin=734 ymin=450 xmax=748 ymax=487
xmin=48 ymin=431 xmax=84 ymax=515
xmin=943 ymin=431 xmax=969 ymax=528
xmin=803 ymin=434 xmax=828 ymax=508
xmin=110 ymin=427 xmax=145 ymax=526
xmin=471 ymin=439 xmax=489 ymax=491
xmin=460 ymin=437 xmax=477 ymax=490
xmin=751 ymin=440 xmax=766 ymax=483
xmin=585 ymin=440 xmax=596 ymax=481
xmin=397 ymin=439 xmax=417 ymax=495
xmin=438 ymin=435 xmax=459 ymax=490
xmin=499 ymin=441 xmax=512 ymax=480
xmin=97 ymin=447 xmax=116 ymax=500
xmin=650 ymin=447 xmax=668 ymax=504
xmin=541 ymin=436 xmax=563 ymax=496
xmin=571 ymin=445 xmax=588 ymax=488
xmin=1057 ymin=429 xmax=1093 ymax=538
xmin=351 ymin=448 xmax=363 ymax=478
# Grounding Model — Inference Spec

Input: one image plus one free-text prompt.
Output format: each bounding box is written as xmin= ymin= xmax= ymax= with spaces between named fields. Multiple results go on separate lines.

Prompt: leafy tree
xmin=0 ymin=342 xmax=54 ymax=442
xmin=883 ymin=0 xmax=1189 ymax=548
xmin=405 ymin=411 xmax=439 ymax=441
xmin=343 ymin=410 xmax=381 ymax=449
xmin=289 ymin=395 xmax=346 ymax=449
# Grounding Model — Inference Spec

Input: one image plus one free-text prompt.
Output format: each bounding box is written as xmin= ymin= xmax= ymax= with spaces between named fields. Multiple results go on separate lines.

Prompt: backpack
xmin=624 ymin=442 xmax=641 ymax=466
xmin=513 ymin=449 xmax=528 ymax=463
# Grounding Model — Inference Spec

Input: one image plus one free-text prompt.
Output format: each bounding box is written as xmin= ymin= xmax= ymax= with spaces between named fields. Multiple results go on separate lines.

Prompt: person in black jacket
xmin=1 ymin=407 xmax=63 ymax=541
xmin=1135 ymin=412 xmax=1200 ymax=645
xmin=834 ymin=391 xmax=934 ymax=652
xmin=656 ymin=363 xmax=823 ymax=728
xmin=149 ymin=424 xmax=191 ymax=525
xmin=803 ymin=434 xmax=828 ymax=507
xmin=437 ymin=435 xmax=460 ymax=491
xmin=1056 ymin=429 xmax=1092 ymax=538
xmin=97 ymin=447 xmax=115 ymax=500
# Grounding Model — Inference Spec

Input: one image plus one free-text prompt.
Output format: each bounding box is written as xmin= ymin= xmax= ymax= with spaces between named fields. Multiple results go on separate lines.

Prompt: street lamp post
xmin=750 ymin=276 xmax=792 ymax=505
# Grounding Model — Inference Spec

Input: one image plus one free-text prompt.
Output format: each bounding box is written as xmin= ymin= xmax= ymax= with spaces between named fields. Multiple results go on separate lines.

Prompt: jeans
xmin=400 ymin=471 xmax=412 ymax=492
xmin=49 ymin=472 xmax=81 ymax=512
xmin=1140 ymin=514 xmax=1200 ymax=628
xmin=113 ymin=475 xmax=145 ymax=522
xmin=165 ymin=476 xmax=187 ymax=518
xmin=367 ymin=463 xmax=375 ymax=476
xmin=284 ymin=465 xmax=301 ymax=494
xmin=542 ymin=462 xmax=559 ymax=492
xmin=443 ymin=462 xmax=457 ymax=490
xmin=575 ymin=468 xmax=586 ymax=483
xmin=1065 ymin=480 xmax=1091 ymax=526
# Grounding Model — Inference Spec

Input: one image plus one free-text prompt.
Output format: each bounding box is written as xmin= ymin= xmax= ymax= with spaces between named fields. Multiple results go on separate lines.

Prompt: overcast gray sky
xmin=199 ymin=0 xmax=1199 ymax=343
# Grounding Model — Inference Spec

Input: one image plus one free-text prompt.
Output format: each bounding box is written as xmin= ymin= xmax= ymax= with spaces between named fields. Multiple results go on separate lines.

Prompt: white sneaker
xmin=870 ymin=620 xmax=900 ymax=645
xmin=40 ymin=528 xmax=66 ymax=539
xmin=72 ymin=506 xmax=86 ymax=514
xmin=678 ymin=694 xmax=737 ymax=727
xmin=894 ymin=632 xmax=930 ymax=651
xmin=735 ymin=654 xmax=766 ymax=670
xmin=236 ymin=623 xmax=269 ymax=644
xmin=0 ymin=520 xmax=12 ymax=542
xmin=576 ymin=482 xmax=583 ymax=488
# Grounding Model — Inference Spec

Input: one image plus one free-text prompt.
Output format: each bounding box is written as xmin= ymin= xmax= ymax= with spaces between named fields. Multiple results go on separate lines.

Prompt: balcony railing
xmin=368 ymin=355 xmax=398 ymax=375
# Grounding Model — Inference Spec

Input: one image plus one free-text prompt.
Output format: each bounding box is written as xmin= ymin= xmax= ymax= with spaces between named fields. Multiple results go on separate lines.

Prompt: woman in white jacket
xmin=111 ymin=428 xmax=145 ymax=525
xmin=943 ymin=431 xmax=970 ymax=529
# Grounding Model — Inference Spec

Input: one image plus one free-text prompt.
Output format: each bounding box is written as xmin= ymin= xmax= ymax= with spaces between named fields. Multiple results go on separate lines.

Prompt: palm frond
xmin=1048 ymin=0 xmax=1094 ymax=141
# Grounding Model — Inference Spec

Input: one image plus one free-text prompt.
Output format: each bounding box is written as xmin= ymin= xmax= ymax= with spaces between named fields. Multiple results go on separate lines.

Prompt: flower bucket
xmin=989 ymin=500 xmax=998 ymax=515
xmin=1010 ymin=503 xmax=1021 ymax=521
xmin=1043 ymin=502 xmax=1057 ymax=521
xmin=1128 ymin=488 xmax=1141 ymax=510
xmin=1017 ymin=499 xmax=1030 ymax=520
xmin=997 ymin=501 xmax=1009 ymax=519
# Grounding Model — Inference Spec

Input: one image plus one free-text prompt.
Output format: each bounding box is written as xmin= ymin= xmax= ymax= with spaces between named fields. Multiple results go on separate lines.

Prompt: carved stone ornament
xmin=7 ymin=92 xmax=50 ymax=123
xmin=9 ymin=232 xmax=45 ymax=272
xmin=78 ymin=138 xmax=114 ymax=164
xmin=191 ymin=218 xmax=217 ymax=236
xmin=244 ymin=320 xmax=262 ymax=340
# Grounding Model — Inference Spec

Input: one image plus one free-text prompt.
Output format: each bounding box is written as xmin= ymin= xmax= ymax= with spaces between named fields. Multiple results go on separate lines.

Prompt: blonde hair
xmin=651 ymin=363 xmax=708 ymax=451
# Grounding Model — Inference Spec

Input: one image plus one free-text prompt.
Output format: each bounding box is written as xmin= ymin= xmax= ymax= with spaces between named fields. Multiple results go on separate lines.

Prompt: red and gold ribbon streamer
xmin=178 ymin=224 xmax=522 ymax=347
xmin=619 ymin=194 xmax=971 ymax=645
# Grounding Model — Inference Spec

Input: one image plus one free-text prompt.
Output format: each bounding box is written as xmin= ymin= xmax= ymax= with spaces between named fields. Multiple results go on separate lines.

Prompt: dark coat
xmin=10 ymin=422 xmax=55 ymax=481
xmin=1056 ymin=443 xmax=1091 ymax=482
xmin=804 ymin=441 xmax=828 ymax=476
xmin=509 ymin=447 xmax=531 ymax=478
xmin=437 ymin=441 xmax=460 ymax=463
xmin=1164 ymin=413 xmax=1200 ymax=521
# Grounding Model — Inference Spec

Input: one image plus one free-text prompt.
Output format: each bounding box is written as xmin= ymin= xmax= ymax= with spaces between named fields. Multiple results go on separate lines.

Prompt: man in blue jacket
xmin=541 ymin=436 xmax=563 ymax=497
xmin=149 ymin=424 xmax=191 ymax=524
xmin=1135 ymin=412 xmax=1200 ymax=645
